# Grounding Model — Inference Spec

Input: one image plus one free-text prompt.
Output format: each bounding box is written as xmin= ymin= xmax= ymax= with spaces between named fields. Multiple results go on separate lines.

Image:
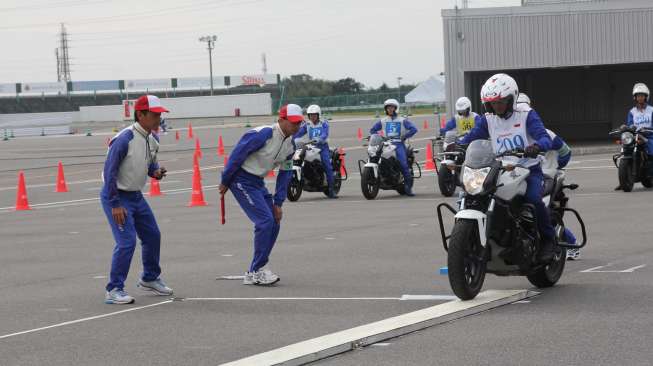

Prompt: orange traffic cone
xmin=195 ymin=137 xmax=202 ymax=158
xmin=357 ymin=128 xmax=363 ymax=141
xmin=148 ymin=177 xmax=162 ymax=196
xmin=188 ymin=158 xmax=207 ymax=207
xmin=440 ymin=115 xmax=446 ymax=129
xmin=175 ymin=130 xmax=180 ymax=141
xmin=339 ymin=147 xmax=347 ymax=176
xmin=193 ymin=153 xmax=202 ymax=180
xmin=223 ymin=154 xmax=229 ymax=168
xmin=188 ymin=123 xmax=194 ymax=139
xmin=55 ymin=161 xmax=68 ymax=192
xmin=425 ymin=143 xmax=436 ymax=170
xmin=15 ymin=171 xmax=31 ymax=210
xmin=423 ymin=120 xmax=429 ymax=130
xmin=267 ymin=169 xmax=276 ymax=178
xmin=217 ymin=135 xmax=225 ymax=156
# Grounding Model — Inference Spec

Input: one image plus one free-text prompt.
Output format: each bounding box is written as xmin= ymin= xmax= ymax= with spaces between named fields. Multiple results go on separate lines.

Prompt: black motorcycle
xmin=432 ymin=130 xmax=467 ymax=197
xmin=609 ymin=126 xmax=653 ymax=192
xmin=287 ymin=142 xmax=347 ymax=201
xmin=358 ymin=134 xmax=421 ymax=199
xmin=436 ymin=140 xmax=587 ymax=300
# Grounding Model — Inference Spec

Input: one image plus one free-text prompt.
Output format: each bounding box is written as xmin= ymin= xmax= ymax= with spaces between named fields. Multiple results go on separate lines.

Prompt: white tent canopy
xmin=404 ymin=76 xmax=446 ymax=104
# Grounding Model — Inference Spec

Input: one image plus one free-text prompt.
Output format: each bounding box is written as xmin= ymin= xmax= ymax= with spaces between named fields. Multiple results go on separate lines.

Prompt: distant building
xmin=442 ymin=0 xmax=653 ymax=140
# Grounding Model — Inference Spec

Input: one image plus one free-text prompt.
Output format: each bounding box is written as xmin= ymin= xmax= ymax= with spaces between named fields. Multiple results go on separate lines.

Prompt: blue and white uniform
xmin=460 ymin=104 xmax=555 ymax=241
xmin=221 ymin=123 xmax=295 ymax=272
xmin=547 ymin=129 xmax=572 ymax=169
xmin=100 ymin=123 xmax=162 ymax=292
xmin=370 ymin=115 xmax=418 ymax=188
xmin=294 ymin=119 xmax=335 ymax=189
xmin=626 ymin=104 xmax=653 ymax=154
xmin=440 ymin=112 xmax=482 ymax=137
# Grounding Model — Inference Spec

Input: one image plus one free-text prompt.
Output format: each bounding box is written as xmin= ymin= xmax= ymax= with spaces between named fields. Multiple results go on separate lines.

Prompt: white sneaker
xmin=254 ymin=268 xmax=280 ymax=286
xmin=243 ymin=272 xmax=256 ymax=285
xmin=105 ymin=289 xmax=135 ymax=304
xmin=137 ymin=278 xmax=173 ymax=296
xmin=566 ymin=249 xmax=581 ymax=261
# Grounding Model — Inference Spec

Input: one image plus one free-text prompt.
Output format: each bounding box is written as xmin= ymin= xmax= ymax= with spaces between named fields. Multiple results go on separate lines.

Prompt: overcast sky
xmin=0 ymin=0 xmax=520 ymax=88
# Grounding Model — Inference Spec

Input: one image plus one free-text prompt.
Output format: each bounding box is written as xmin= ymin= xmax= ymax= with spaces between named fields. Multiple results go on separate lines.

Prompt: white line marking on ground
xmin=399 ymin=295 xmax=458 ymax=301
xmin=184 ymin=297 xmax=402 ymax=301
xmin=92 ymin=275 xmax=107 ymax=279
xmin=580 ymin=264 xmax=646 ymax=273
xmin=514 ymin=300 xmax=531 ymax=304
xmin=220 ymin=290 xmax=533 ymax=366
xmin=215 ymin=275 xmax=245 ymax=280
xmin=220 ymin=254 xmax=234 ymax=257
xmin=0 ymin=300 xmax=172 ymax=340
xmin=371 ymin=343 xmax=391 ymax=347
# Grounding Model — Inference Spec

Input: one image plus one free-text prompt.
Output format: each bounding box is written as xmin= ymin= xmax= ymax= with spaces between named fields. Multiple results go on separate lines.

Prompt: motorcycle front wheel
xmin=437 ymin=165 xmax=457 ymax=197
xmin=361 ymin=166 xmax=379 ymax=200
xmin=447 ymin=219 xmax=487 ymax=300
xmin=287 ymin=176 xmax=303 ymax=202
xmin=618 ymin=159 xmax=634 ymax=192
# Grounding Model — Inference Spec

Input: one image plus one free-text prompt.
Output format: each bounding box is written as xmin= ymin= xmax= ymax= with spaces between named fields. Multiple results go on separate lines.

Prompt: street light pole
xmin=199 ymin=35 xmax=217 ymax=95
xmin=397 ymin=77 xmax=403 ymax=102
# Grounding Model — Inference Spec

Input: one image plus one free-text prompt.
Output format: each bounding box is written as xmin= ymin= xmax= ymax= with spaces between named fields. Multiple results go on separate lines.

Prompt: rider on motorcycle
xmin=614 ymin=83 xmax=653 ymax=190
xmin=440 ymin=96 xmax=482 ymax=137
xmin=459 ymin=74 xmax=556 ymax=262
xmin=370 ymin=99 xmax=418 ymax=196
xmin=293 ymin=104 xmax=338 ymax=198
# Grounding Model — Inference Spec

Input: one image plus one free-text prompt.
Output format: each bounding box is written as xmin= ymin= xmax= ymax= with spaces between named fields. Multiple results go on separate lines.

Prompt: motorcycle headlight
xmin=462 ymin=166 xmax=491 ymax=195
xmin=621 ymin=132 xmax=634 ymax=145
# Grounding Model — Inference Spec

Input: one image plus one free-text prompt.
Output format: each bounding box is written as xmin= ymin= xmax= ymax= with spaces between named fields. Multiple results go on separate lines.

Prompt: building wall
xmin=442 ymin=0 xmax=653 ymax=118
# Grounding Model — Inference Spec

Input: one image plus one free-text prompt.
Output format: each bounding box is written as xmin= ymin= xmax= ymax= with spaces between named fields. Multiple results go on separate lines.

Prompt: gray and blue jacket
xmin=221 ymin=123 xmax=295 ymax=207
xmin=101 ymin=123 xmax=160 ymax=208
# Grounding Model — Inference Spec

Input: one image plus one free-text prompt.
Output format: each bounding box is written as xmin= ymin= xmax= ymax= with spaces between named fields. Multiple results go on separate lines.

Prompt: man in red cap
xmin=219 ymin=104 xmax=303 ymax=285
xmin=100 ymin=95 xmax=173 ymax=304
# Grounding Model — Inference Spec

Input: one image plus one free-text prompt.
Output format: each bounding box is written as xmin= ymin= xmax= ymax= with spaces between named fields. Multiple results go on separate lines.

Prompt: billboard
xmin=0 ymin=83 xmax=17 ymax=94
xmin=230 ymin=74 xmax=278 ymax=87
xmin=124 ymin=78 xmax=171 ymax=91
xmin=72 ymin=80 xmax=120 ymax=92
xmin=21 ymin=82 xmax=66 ymax=94
xmin=175 ymin=76 xmax=225 ymax=89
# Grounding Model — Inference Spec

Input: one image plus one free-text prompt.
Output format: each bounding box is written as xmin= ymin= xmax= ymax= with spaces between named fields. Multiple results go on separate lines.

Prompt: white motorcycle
xmin=287 ymin=141 xmax=346 ymax=201
xmin=436 ymin=140 xmax=587 ymax=300
xmin=358 ymin=134 xmax=421 ymax=199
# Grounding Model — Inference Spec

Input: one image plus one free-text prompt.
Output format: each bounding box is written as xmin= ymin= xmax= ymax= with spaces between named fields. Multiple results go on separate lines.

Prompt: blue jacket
xmin=101 ymin=123 xmax=160 ymax=208
xmin=370 ymin=116 xmax=417 ymax=141
xmin=440 ymin=114 xmax=483 ymax=136
xmin=459 ymin=110 xmax=552 ymax=152
xmin=221 ymin=125 xmax=294 ymax=207
xmin=294 ymin=120 xmax=330 ymax=145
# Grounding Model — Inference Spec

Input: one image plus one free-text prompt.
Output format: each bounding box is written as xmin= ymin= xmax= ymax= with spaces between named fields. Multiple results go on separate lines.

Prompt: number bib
xmin=487 ymin=111 xmax=531 ymax=155
xmin=385 ymin=121 xmax=402 ymax=138
xmin=455 ymin=114 xmax=477 ymax=135
xmin=309 ymin=126 xmax=322 ymax=139
xmin=630 ymin=106 xmax=653 ymax=129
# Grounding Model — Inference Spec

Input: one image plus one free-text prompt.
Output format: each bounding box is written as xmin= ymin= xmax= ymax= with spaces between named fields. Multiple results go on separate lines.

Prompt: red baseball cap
xmin=134 ymin=95 xmax=169 ymax=113
xmin=279 ymin=104 xmax=304 ymax=123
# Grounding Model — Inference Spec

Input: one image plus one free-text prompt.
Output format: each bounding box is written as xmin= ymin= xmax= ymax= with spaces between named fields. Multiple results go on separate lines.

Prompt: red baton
xmin=220 ymin=193 xmax=226 ymax=225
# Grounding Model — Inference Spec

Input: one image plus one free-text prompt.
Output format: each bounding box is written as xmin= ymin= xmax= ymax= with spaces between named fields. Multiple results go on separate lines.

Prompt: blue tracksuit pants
xmin=318 ymin=143 xmax=335 ymax=188
xmin=101 ymin=191 xmax=161 ymax=292
xmin=230 ymin=171 xmax=281 ymax=272
xmin=526 ymin=166 xmax=556 ymax=241
xmin=392 ymin=141 xmax=412 ymax=187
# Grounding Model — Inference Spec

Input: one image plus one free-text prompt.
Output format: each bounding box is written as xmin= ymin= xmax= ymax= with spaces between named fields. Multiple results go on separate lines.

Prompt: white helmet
xmin=306 ymin=104 xmax=321 ymax=115
xmin=455 ymin=97 xmax=472 ymax=112
xmin=481 ymin=73 xmax=519 ymax=116
xmin=383 ymin=98 xmax=400 ymax=113
xmin=516 ymin=93 xmax=531 ymax=106
xmin=632 ymin=83 xmax=650 ymax=101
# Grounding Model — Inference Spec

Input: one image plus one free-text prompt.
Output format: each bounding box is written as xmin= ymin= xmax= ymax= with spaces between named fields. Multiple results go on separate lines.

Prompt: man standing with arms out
xmin=101 ymin=95 xmax=173 ymax=304
xmin=219 ymin=104 xmax=302 ymax=285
